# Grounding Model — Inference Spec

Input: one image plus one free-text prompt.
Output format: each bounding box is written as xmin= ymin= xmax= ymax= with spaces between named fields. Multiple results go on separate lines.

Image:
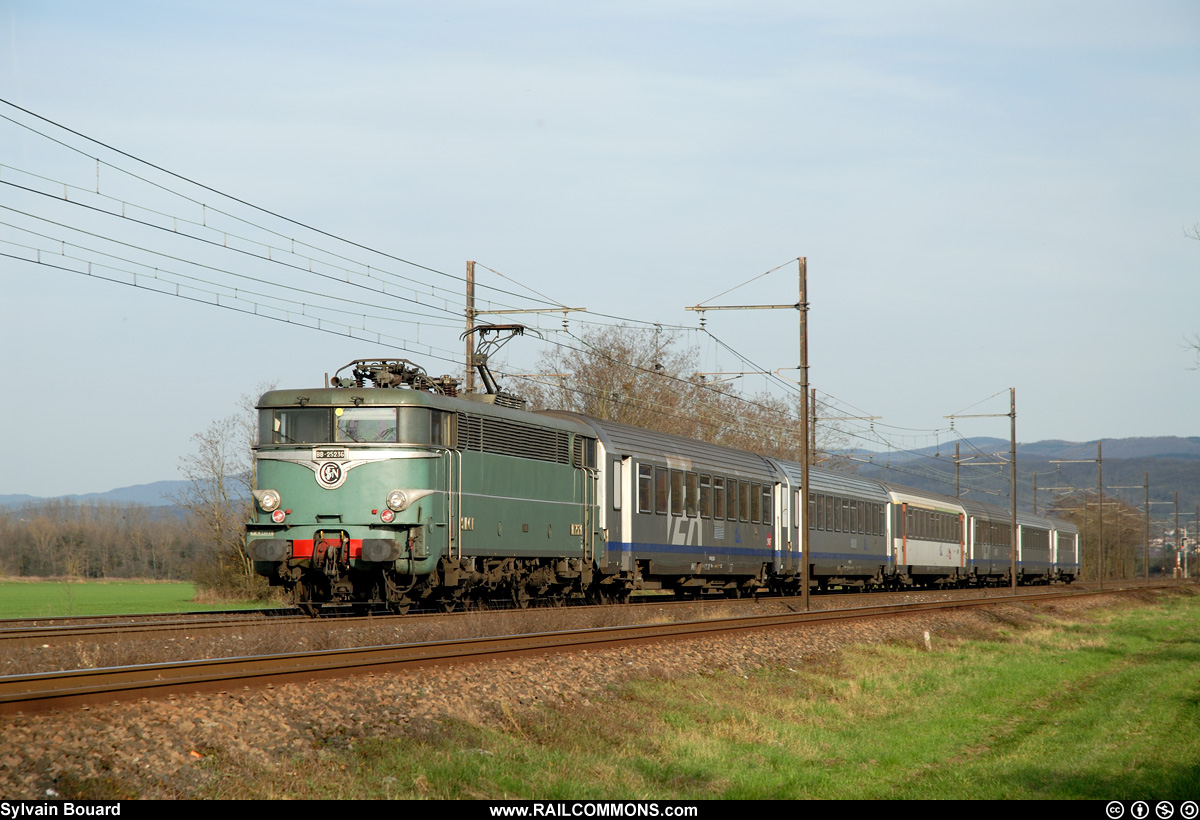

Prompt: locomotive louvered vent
xmin=492 ymin=392 xmax=527 ymax=410
xmin=572 ymin=436 xmax=597 ymax=468
xmin=456 ymin=413 xmax=570 ymax=464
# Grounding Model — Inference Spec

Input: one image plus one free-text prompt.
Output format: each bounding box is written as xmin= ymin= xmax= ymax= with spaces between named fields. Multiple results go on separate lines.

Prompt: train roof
xmin=876 ymin=480 xmax=967 ymax=513
xmin=771 ymin=461 xmax=890 ymax=501
xmin=540 ymin=411 xmax=777 ymax=479
xmin=959 ymin=497 xmax=1011 ymax=521
xmin=959 ymin=496 xmax=1078 ymax=533
xmin=257 ymin=387 xmax=597 ymax=436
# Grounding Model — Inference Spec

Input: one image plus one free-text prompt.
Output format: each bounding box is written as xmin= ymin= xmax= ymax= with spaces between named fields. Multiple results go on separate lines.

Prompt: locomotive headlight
xmin=255 ymin=489 xmax=282 ymax=513
xmin=386 ymin=490 xmax=409 ymax=512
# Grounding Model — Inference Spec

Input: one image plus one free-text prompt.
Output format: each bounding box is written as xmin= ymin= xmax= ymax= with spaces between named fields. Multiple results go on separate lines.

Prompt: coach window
xmin=762 ymin=485 xmax=772 ymax=524
xmin=727 ymin=479 xmax=739 ymax=522
xmin=671 ymin=470 xmax=684 ymax=516
xmin=739 ymin=481 xmax=751 ymax=523
xmin=655 ymin=467 xmax=669 ymax=515
xmin=713 ymin=477 xmax=726 ymax=520
xmin=750 ymin=483 xmax=761 ymax=523
xmin=685 ymin=472 xmax=698 ymax=518
xmin=699 ymin=474 xmax=712 ymax=518
xmin=638 ymin=465 xmax=652 ymax=513
xmin=809 ymin=492 xmax=818 ymax=530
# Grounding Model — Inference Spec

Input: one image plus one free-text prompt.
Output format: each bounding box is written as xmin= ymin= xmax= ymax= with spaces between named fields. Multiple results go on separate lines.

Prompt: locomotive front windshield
xmin=260 ymin=406 xmax=446 ymax=445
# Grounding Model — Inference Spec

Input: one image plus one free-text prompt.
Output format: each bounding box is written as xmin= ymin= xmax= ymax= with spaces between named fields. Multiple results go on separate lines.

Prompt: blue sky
xmin=1 ymin=1 xmax=1198 ymax=496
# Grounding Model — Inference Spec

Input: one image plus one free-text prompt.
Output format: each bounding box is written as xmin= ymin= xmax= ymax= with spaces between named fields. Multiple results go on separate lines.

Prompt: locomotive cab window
xmin=262 ymin=407 xmax=330 ymax=444
xmin=335 ymin=407 xmax=398 ymax=443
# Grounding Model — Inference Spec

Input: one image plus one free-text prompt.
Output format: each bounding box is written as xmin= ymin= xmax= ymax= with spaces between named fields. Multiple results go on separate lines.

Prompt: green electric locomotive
xmin=245 ymin=359 xmax=610 ymax=613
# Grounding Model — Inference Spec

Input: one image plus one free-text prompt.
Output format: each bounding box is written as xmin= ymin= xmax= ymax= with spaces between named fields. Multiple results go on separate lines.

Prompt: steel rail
xmin=0 ymin=580 xmax=1170 ymax=648
xmin=0 ymin=613 xmax=287 ymax=647
xmin=0 ymin=582 xmax=1077 ymax=646
xmin=0 ymin=587 xmax=1126 ymax=714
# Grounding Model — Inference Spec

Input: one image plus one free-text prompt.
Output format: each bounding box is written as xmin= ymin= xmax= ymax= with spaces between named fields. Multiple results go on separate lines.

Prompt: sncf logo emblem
xmin=316 ymin=461 xmax=346 ymax=489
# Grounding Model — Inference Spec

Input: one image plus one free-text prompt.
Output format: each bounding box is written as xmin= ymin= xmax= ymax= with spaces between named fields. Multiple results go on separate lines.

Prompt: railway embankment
xmin=1 ymin=585 xmax=1194 ymax=799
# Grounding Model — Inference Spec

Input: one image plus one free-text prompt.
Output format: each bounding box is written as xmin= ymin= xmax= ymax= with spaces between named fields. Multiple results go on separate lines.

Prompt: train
xmin=244 ymin=358 xmax=1079 ymax=614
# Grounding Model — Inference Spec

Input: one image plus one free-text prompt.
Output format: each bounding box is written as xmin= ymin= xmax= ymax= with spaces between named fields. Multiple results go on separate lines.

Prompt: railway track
xmin=0 ymin=611 xmax=292 ymax=647
xmin=0 ymin=585 xmax=1160 ymax=715
xmin=0 ymin=579 xmax=1164 ymax=649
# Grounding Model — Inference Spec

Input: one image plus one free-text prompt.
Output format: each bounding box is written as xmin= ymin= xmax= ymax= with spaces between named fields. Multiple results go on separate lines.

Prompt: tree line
xmin=0 ymin=499 xmax=206 ymax=580
xmin=1048 ymin=493 xmax=1181 ymax=581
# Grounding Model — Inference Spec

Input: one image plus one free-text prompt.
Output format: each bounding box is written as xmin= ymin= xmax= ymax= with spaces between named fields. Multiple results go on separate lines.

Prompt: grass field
xmin=213 ymin=589 xmax=1200 ymax=800
xmin=0 ymin=579 xmax=272 ymax=617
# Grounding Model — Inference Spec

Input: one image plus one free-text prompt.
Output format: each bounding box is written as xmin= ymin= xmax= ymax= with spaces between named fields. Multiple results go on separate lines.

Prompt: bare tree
xmin=171 ymin=384 xmax=273 ymax=597
xmin=171 ymin=411 xmax=254 ymax=589
xmin=518 ymin=324 xmax=850 ymax=466
xmin=1050 ymin=492 xmax=1142 ymax=581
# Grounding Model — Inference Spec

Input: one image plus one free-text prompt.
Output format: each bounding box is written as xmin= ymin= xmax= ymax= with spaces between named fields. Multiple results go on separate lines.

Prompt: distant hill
xmin=850 ymin=436 xmax=1200 ymax=513
xmin=0 ymin=480 xmax=190 ymax=509
xmin=847 ymin=436 xmax=1200 ymax=463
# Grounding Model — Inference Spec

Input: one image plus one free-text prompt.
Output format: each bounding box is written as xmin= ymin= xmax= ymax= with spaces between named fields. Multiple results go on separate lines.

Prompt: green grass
xmin=205 ymin=589 xmax=1200 ymax=800
xmin=0 ymin=579 xmax=272 ymax=618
